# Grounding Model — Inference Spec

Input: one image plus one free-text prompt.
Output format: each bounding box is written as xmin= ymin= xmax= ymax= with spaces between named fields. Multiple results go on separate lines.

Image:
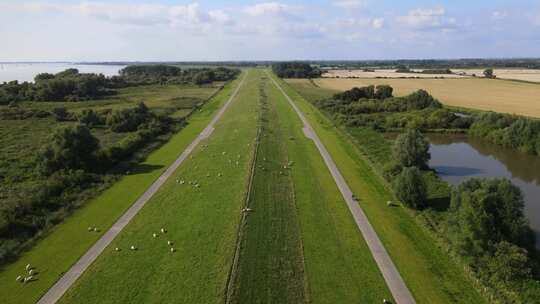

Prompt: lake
xmin=0 ymin=63 xmax=125 ymax=83
xmin=429 ymin=134 xmax=540 ymax=247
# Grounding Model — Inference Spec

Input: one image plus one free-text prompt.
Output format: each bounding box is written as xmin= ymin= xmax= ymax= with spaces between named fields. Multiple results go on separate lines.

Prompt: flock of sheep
xmin=15 ymin=264 xmax=36 ymax=284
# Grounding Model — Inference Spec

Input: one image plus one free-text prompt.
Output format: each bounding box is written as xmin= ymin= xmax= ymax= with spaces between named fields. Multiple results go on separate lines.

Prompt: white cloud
xmin=397 ymin=7 xmax=456 ymax=30
xmin=244 ymin=2 xmax=293 ymax=17
xmin=371 ymin=18 xmax=384 ymax=29
xmin=332 ymin=0 xmax=366 ymax=9
xmin=491 ymin=11 xmax=508 ymax=20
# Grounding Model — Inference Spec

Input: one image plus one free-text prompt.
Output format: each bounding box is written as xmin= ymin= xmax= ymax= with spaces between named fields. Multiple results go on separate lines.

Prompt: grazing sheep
xmin=28 ymin=269 xmax=34 ymax=275
xmin=180 ymin=180 xmax=185 ymax=184
xmin=222 ymin=152 xmax=226 ymax=155
xmin=218 ymin=173 xmax=222 ymax=177
xmin=153 ymin=233 xmax=158 ymax=238
xmin=115 ymin=247 xmax=120 ymax=252
xmin=130 ymin=245 xmax=137 ymax=250
xmin=170 ymin=248 xmax=175 ymax=253
xmin=161 ymin=228 xmax=166 ymax=233
xmin=386 ymin=201 xmax=393 ymax=207
xmin=25 ymin=264 xmax=31 ymax=271
xmin=167 ymin=241 xmax=173 ymax=246
xmin=93 ymin=227 xmax=99 ymax=232
xmin=176 ymin=179 xmax=179 ymax=183
xmin=88 ymin=227 xmax=93 ymax=232
xmin=16 ymin=275 xmax=22 ymax=282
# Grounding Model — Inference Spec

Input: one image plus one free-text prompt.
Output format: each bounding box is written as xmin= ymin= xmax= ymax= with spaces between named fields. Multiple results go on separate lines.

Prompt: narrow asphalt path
xmin=268 ymin=72 xmax=416 ymax=304
xmin=37 ymin=72 xmax=248 ymax=304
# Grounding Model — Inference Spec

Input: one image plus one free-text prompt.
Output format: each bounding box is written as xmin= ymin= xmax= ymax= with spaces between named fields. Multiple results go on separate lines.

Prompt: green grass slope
xmin=0 ymin=73 xmax=246 ymax=304
xmin=229 ymin=77 xmax=307 ymax=303
xmin=274 ymin=72 xmax=487 ymax=304
xmin=268 ymin=75 xmax=393 ymax=303
xmin=58 ymin=70 xmax=260 ymax=303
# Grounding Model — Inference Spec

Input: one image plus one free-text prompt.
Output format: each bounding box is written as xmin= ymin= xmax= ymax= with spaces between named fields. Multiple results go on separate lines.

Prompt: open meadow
xmin=0 ymin=74 xmax=244 ymax=304
xmin=307 ymin=77 xmax=540 ymax=118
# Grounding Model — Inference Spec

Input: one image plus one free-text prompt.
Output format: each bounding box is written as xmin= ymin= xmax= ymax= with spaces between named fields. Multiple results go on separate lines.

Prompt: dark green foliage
xmin=393 ymin=129 xmax=430 ymax=168
xmin=393 ymin=166 xmax=427 ymax=209
xmin=484 ymin=68 xmax=496 ymax=79
xmin=0 ymin=81 xmax=33 ymax=105
xmin=375 ymin=85 xmax=393 ymax=99
xmin=470 ymin=112 xmax=540 ymax=155
xmin=333 ymin=85 xmax=375 ymax=101
xmin=483 ymin=241 xmax=531 ymax=286
xmin=106 ymin=102 xmax=151 ymax=132
xmin=37 ymin=124 xmax=100 ymax=174
xmin=119 ymin=65 xmax=239 ymax=85
xmin=448 ymin=178 xmax=535 ymax=258
xmin=272 ymin=62 xmax=322 ymax=78
xmin=420 ymin=69 xmax=453 ymax=74
xmin=51 ymin=107 xmax=72 ymax=121
xmin=78 ymin=109 xmax=105 ymax=127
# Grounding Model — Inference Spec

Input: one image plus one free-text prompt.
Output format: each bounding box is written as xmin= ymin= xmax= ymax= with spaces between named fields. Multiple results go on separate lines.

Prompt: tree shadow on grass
xmin=125 ymin=164 xmax=164 ymax=176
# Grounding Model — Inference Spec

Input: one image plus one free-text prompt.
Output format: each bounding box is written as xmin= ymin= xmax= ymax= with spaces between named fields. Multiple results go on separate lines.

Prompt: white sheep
xmin=170 ymin=248 xmax=175 ymax=253
xmin=28 ymin=269 xmax=34 ymax=275
xmin=93 ymin=227 xmax=98 ymax=232
xmin=161 ymin=228 xmax=166 ymax=233
xmin=88 ymin=227 xmax=93 ymax=232
xmin=115 ymin=247 xmax=120 ymax=252
xmin=167 ymin=241 xmax=173 ymax=246
xmin=130 ymin=245 xmax=137 ymax=250
xmin=152 ymin=233 xmax=158 ymax=238
xmin=25 ymin=264 xmax=31 ymax=271
xmin=16 ymin=275 xmax=22 ymax=282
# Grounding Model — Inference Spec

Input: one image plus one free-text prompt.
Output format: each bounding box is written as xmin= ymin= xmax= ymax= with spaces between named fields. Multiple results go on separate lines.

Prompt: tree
xmin=375 ymin=85 xmax=393 ymax=99
xmin=38 ymin=124 xmax=100 ymax=174
xmin=484 ymin=241 xmax=531 ymax=286
xmin=393 ymin=129 xmax=431 ymax=168
xmin=483 ymin=68 xmax=496 ymax=79
xmin=51 ymin=107 xmax=71 ymax=121
xmin=78 ymin=109 xmax=104 ymax=127
xmin=393 ymin=166 xmax=427 ymax=209
xmin=448 ymin=178 xmax=536 ymax=258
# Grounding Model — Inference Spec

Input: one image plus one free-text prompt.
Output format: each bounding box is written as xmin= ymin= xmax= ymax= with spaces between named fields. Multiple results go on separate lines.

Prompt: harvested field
xmin=310 ymin=77 xmax=540 ymax=118
xmin=452 ymin=69 xmax=540 ymax=83
xmin=322 ymin=69 xmax=466 ymax=79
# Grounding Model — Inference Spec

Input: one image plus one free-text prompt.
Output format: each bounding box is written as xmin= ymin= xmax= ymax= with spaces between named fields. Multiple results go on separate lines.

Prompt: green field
xmin=268 ymin=73 xmax=393 ymax=303
xmin=0 ymin=74 xmax=244 ymax=304
xmin=57 ymin=70 xmax=260 ymax=303
xmin=276 ymin=72 xmax=487 ymax=303
xmin=229 ymin=76 xmax=307 ymax=303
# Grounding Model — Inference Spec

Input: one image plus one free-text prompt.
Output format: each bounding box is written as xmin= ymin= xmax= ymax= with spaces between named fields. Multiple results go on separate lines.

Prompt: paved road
xmin=268 ymin=72 xmax=416 ymax=304
xmin=37 ymin=72 xmax=248 ymax=304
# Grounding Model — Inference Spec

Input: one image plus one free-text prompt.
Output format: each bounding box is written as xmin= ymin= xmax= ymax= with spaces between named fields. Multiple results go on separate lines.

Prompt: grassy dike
xmin=0 ymin=72 xmax=246 ymax=304
xmin=272 ymin=72 xmax=487 ymax=304
xmin=57 ymin=69 xmax=260 ymax=303
xmin=229 ymin=75 xmax=307 ymax=303
xmin=268 ymin=75 xmax=393 ymax=303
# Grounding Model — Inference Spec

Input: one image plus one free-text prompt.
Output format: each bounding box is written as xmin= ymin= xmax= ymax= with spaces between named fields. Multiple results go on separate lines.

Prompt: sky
xmin=1 ymin=0 xmax=539 ymax=61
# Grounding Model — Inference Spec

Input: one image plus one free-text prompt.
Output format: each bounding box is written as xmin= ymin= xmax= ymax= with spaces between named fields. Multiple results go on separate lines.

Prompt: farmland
xmin=0 ymin=74 xmax=244 ymax=304
xmin=307 ymin=77 xmax=540 ymax=117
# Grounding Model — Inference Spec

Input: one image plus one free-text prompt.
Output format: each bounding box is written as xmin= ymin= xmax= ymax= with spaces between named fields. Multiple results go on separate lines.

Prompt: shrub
xmin=393 ymin=129 xmax=431 ymax=168
xmin=37 ymin=124 xmax=100 ymax=174
xmin=78 ymin=109 xmax=104 ymax=127
xmin=393 ymin=166 xmax=427 ymax=209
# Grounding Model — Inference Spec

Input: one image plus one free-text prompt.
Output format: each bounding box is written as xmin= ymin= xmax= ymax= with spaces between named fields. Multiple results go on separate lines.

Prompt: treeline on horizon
xmin=0 ymin=65 xmax=240 ymax=105
xmin=312 ymin=85 xmax=540 ymax=302
xmin=272 ymin=62 xmax=322 ymax=78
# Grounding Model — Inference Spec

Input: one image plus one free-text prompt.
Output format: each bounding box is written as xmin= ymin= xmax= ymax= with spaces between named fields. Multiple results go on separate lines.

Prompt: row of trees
xmin=272 ymin=62 xmax=322 ymax=78
xmin=0 ymin=66 xmax=240 ymax=105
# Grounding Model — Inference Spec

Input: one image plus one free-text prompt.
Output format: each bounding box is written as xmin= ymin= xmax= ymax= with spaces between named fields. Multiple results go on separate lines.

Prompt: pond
xmin=428 ymin=134 xmax=540 ymax=247
xmin=0 ymin=63 xmax=125 ymax=83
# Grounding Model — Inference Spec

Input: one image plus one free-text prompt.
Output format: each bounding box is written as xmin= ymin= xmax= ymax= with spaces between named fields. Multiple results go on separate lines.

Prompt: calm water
xmin=429 ymin=134 xmax=540 ymax=247
xmin=0 ymin=63 xmax=125 ymax=83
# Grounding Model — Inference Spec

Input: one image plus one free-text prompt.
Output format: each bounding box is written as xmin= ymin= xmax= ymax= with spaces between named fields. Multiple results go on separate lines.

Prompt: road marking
xmin=37 ymin=72 xmax=248 ymax=304
xmin=268 ymin=71 xmax=416 ymax=304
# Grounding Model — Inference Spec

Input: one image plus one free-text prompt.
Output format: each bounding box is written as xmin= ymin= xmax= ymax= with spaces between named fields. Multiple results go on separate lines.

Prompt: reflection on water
xmin=428 ymin=134 xmax=540 ymax=247
xmin=0 ymin=63 xmax=125 ymax=83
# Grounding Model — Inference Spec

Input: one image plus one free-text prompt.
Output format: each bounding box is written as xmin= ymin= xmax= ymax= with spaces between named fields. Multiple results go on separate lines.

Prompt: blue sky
xmin=1 ymin=0 xmax=539 ymax=61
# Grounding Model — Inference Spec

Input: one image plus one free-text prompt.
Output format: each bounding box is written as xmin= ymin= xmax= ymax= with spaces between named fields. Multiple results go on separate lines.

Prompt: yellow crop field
xmin=313 ymin=78 xmax=540 ymax=118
